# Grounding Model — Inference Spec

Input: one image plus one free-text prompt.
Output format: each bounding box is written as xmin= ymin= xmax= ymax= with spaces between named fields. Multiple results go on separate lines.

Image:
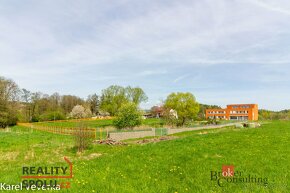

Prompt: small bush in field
xmin=113 ymin=103 xmax=142 ymax=130
xmin=74 ymin=123 xmax=91 ymax=152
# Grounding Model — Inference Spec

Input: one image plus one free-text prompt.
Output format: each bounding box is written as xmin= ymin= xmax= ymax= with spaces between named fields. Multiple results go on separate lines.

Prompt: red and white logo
xmin=222 ymin=165 xmax=234 ymax=177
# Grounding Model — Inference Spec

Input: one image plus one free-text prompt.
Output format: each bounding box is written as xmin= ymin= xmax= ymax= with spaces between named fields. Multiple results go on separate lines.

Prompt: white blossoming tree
xmin=70 ymin=105 xmax=92 ymax=119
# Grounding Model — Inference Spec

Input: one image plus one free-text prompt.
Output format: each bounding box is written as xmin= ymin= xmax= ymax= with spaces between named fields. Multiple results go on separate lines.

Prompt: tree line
xmin=1 ymin=75 xmax=204 ymax=129
xmin=3 ymin=75 xmax=287 ymax=129
xmin=0 ymin=76 xmax=148 ymax=128
xmin=259 ymin=109 xmax=290 ymax=120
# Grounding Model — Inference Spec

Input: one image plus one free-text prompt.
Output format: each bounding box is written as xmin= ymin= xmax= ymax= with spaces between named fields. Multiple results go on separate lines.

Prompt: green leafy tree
xmin=0 ymin=77 xmax=19 ymax=128
xmin=259 ymin=110 xmax=271 ymax=120
xmin=164 ymin=92 xmax=199 ymax=126
xmin=113 ymin=102 xmax=142 ymax=129
xmin=100 ymin=85 xmax=127 ymax=116
xmin=100 ymin=85 xmax=147 ymax=116
xmin=197 ymin=104 xmax=221 ymax=121
xmin=126 ymin=86 xmax=148 ymax=105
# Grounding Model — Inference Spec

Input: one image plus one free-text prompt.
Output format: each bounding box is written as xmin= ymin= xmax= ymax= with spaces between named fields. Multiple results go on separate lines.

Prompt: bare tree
xmin=86 ymin=94 xmax=100 ymax=116
xmin=74 ymin=122 xmax=91 ymax=152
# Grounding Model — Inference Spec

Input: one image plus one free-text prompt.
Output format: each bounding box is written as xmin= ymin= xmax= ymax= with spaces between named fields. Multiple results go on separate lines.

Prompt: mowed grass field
xmin=0 ymin=121 xmax=289 ymax=193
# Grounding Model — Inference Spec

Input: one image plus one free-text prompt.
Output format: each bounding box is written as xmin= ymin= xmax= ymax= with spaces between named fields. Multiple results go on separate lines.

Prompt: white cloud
xmin=173 ymin=74 xmax=189 ymax=83
xmin=247 ymin=0 xmax=290 ymax=16
xmin=0 ymin=0 xmax=289 ymax=110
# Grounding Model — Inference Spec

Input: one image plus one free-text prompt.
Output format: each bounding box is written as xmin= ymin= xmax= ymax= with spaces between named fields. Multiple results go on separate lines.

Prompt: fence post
xmin=106 ymin=127 xmax=109 ymax=139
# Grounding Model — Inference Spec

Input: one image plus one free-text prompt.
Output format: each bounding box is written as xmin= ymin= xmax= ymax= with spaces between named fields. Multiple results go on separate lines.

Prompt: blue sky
xmin=0 ymin=0 xmax=289 ymax=110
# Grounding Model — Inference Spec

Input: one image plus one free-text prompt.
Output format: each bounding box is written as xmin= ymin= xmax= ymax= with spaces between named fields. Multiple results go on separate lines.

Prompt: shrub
xmin=39 ymin=111 xmax=65 ymax=121
xmin=74 ymin=122 xmax=92 ymax=152
xmin=206 ymin=118 xmax=218 ymax=125
xmin=0 ymin=108 xmax=18 ymax=128
xmin=113 ymin=103 xmax=142 ymax=130
xmin=163 ymin=109 xmax=179 ymax=127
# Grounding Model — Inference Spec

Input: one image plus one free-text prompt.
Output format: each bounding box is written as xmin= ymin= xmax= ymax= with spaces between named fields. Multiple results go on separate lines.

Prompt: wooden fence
xmin=17 ymin=123 xmax=96 ymax=139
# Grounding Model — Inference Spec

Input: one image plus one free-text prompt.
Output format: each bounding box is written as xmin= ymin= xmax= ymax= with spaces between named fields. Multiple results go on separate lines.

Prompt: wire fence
xmin=17 ymin=122 xmax=168 ymax=141
xmin=17 ymin=123 xmax=96 ymax=139
xmin=17 ymin=122 xmax=238 ymax=141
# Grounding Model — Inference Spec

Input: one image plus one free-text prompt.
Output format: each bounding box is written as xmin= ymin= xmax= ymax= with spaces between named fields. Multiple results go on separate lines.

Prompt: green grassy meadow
xmin=0 ymin=121 xmax=289 ymax=192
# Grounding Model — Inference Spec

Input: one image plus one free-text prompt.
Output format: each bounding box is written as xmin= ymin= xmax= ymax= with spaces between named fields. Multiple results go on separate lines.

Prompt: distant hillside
xmin=259 ymin=109 xmax=290 ymax=120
